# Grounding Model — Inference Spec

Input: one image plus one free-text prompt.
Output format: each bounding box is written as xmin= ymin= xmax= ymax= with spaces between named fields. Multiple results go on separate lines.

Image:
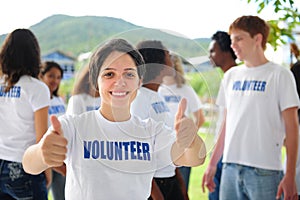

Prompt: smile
xmin=111 ymin=91 xmax=129 ymax=97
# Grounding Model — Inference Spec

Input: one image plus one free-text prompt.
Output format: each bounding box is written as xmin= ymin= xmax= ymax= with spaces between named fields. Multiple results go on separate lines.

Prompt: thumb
xmin=175 ymin=98 xmax=187 ymax=122
xmin=50 ymin=115 xmax=63 ymax=136
xmin=276 ymin=185 xmax=283 ymax=200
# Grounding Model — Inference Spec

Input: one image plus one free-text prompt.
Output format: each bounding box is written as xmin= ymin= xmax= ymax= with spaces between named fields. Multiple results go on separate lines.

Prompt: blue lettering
xmin=114 ymin=142 xmax=123 ymax=160
xmin=83 ymin=140 xmax=151 ymax=161
xmin=0 ymin=86 xmax=21 ymax=98
xmin=232 ymin=80 xmax=266 ymax=92
xmin=142 ymin=143 xmax=150 ymax=161
xmin=107 ymin=141 xmax=113 ymax=160
xmin=49 ymin=105 xmax=66 ymax=115
xmin=164 ymin=95 xmax=181 ymax=103
xmin=130 ymin=141 xmax=137 ymax=160
xmin=100 ymin=141 xmax=106 ymax=159
xmin=123 ymin=142 xmax=130 ymax=160
xmin=232 ymin=81 xmax=241 ymax=90
xmin=92 ymin=140 xmax=99 ymax=159
xmin=136 ymin=141 xmax=142 ymax=160
xmin=83 ymin=141 xmax=91 ymax=158
xmin=152 ymin=101 xmax=170 ymax=114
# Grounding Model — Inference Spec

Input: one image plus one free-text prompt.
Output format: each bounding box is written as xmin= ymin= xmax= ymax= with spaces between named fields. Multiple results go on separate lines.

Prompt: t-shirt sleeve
xmin=216 ymin=78 xmax=226 ymax=108
xmin=66 ymin=95 xmax=84 ymax=115
xmin=186 ymin=85 xmax=203 ymax=113
xmin=31 ymin=81 xmax=50 ymax=112
xmin=152 ymin=121 xmax=176 ymax=170
xmin=278 ymin=69 xmax=300 ymax=111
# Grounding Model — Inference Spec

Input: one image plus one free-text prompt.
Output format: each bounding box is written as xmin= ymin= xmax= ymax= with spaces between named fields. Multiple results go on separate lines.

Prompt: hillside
xmin=0 ymin=14 xmax=210 ymax=58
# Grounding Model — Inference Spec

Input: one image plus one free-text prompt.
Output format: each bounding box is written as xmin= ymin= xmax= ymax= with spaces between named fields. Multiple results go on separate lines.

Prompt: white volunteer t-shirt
xmin=66 ymin=93 xmax=101 ymax=115
xmin=158 ymin=83 xmax=203 ymax=123
xmin=0 ymin=75 xmax=50 ymax=162
xmin=131 ymin=87 xmax=175 ymax=177
xmin=217 ymin=62 xmax=299 ymax=170
xmin=53 ymin=111 xmax=175 ymax=200
xmin=48 ymin=96 xmax=66 ymax=126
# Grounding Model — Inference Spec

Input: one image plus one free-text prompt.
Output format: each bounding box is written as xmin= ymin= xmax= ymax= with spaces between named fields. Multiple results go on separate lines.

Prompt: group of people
xmin=0 ymin=14 xmax=299 ymax=200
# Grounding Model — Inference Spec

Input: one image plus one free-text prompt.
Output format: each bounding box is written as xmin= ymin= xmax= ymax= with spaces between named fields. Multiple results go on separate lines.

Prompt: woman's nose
xmin=114 ymin=76 xmax=126 ymax=86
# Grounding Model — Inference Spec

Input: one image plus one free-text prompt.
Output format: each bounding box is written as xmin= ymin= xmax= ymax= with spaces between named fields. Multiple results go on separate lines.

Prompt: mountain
xmin=0 ymin=14 xmax=210 ymax=58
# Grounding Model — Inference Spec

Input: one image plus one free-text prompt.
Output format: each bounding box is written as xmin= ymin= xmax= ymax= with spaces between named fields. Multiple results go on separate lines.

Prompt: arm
xmin=149 ymin=179 xmax=164 ymax=200
xmin=34 ymin=107 xmax=49 ymax=142
xmin=23 ymin=115 xmax=67 ymax=175
xmin=33 ymin=107 xmax=53 ymax=186
xmin=276 ymin=107 xmax=298 ymax=200
xmin=201 ymin=110 xmax=226 ymax=193
xmin=171 ymin=98 xmax=206 ymax=167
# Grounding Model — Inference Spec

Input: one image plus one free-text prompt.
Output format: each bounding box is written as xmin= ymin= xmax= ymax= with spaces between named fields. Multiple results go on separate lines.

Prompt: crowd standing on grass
xmin=1 ymin=15 xmax=300 ymax=200
xmin=39 ymin=61 xmax=66 ymax=200
xmin=205 ymin=30 xmax=237 ymax=200
xmin=202 ymin=15 xmax=299 ymax=200
xmin=0 ymin=29 xmax=50 ymax=199
xmin=22 ymin=38 xmax=206 ymax=200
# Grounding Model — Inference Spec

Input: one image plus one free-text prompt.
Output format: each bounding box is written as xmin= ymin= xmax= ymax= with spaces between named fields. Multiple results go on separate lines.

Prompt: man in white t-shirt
xmin=202 ymin=16 xmax=299 ymax=200
xmin=204 ymin=31 xmax=237 ymax=200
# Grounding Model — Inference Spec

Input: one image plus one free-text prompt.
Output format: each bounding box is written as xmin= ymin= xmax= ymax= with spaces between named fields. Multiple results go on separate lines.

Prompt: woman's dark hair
xmin=136 ymin=40 xmax=167 ymax=84
xmin=89 ymin=38 xmax=145 ymax=90
xmin=40 ymin=61 xmax=63 ymax=97
xmin=0 ymin=29 xmax=41 ymax=92
xmin=72 ymin=64 xmax=99 ymax=97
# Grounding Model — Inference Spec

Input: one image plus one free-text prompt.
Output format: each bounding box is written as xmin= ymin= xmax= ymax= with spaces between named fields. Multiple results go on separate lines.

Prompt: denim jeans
xmin=220 ymin=163 xmax=283 ymax=200
xmin=209 ymin=156 xmax=223 ymax=200
xmin=50 ymin=170 xmax=66 ymax=200
xmin=178 ymin=166 xmax=191 ymax=191
xmin=0 ymin=159 xmax=48 ymax=200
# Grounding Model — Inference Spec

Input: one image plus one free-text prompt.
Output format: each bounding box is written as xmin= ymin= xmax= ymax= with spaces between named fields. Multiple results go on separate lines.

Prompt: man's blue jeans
xmin=0 ymin=159 xmax=48 ymax=200
xmin=220 ymin=163 xmax=283 ymax=200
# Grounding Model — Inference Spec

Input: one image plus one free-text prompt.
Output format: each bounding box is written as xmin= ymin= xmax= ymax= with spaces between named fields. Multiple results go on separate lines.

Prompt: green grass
xmin=187 ymin=132 xmax=212 ymax=200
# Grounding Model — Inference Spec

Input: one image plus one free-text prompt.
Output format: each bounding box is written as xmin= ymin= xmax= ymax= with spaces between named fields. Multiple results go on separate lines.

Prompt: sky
xmin=2 ymin=0 xmax=298 ymax=39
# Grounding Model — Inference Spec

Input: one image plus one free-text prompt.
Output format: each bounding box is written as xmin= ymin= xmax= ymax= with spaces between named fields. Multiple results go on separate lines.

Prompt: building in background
xmin=42 ymin=50 xmax=76 ymax=80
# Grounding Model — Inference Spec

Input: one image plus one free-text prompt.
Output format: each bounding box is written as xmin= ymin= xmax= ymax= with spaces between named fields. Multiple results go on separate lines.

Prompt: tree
xmin=247 ymin=0 xmax=300 ymax=50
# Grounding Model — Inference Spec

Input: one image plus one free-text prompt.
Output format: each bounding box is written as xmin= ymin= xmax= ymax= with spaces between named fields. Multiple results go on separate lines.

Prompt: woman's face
xmin=41 ymin=67 xmax=62 ymax=95
xmin=97 ymin=51 xmax=141 ymax=109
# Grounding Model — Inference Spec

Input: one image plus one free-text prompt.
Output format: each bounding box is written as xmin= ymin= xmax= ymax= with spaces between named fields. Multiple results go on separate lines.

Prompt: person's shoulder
xmin=62 ymin=110 xmax=97 ymax=124
xmin=19 ymin=75 xmax=49 ymax=94
xmin=131 ymin=114 xmax=167 ymax=129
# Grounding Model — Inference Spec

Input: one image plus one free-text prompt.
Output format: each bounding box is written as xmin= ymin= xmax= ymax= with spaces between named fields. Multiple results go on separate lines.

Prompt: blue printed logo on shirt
xmin=232 ymin=80 xmax=266 ymax=92
xmin=0 ymin=86 xmax=21 ymax=98
xmin=151 ymin=101 xmax=170 ymax=114
xmin=83 ymin=140 xmax=151 ymax=161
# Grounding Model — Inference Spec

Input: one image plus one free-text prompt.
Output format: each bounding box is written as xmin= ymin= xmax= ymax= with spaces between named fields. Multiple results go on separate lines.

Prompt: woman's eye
xmin=125 ymin=72 xmax=135 ymax=78
xmin=103 ymin=72 xmax=114 ymax=78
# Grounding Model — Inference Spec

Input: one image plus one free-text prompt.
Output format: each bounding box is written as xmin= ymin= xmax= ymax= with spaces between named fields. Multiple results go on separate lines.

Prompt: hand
xmin=40 ymin=115 xmax=67 ymax=168
xmin=174 ymin=98 xmax=197 ymax=149
xmin=276 ymin=174 xmax=298 ymax=200
xmin=53 ymin=163 xmax=67 ymax=176
xmin=201 ymin=165 xmax=217 ymax=193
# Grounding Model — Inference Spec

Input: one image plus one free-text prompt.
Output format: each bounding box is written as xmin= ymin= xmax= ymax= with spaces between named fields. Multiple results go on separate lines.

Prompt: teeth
xmin=112 ymin=92 xmax=126 ymax=96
